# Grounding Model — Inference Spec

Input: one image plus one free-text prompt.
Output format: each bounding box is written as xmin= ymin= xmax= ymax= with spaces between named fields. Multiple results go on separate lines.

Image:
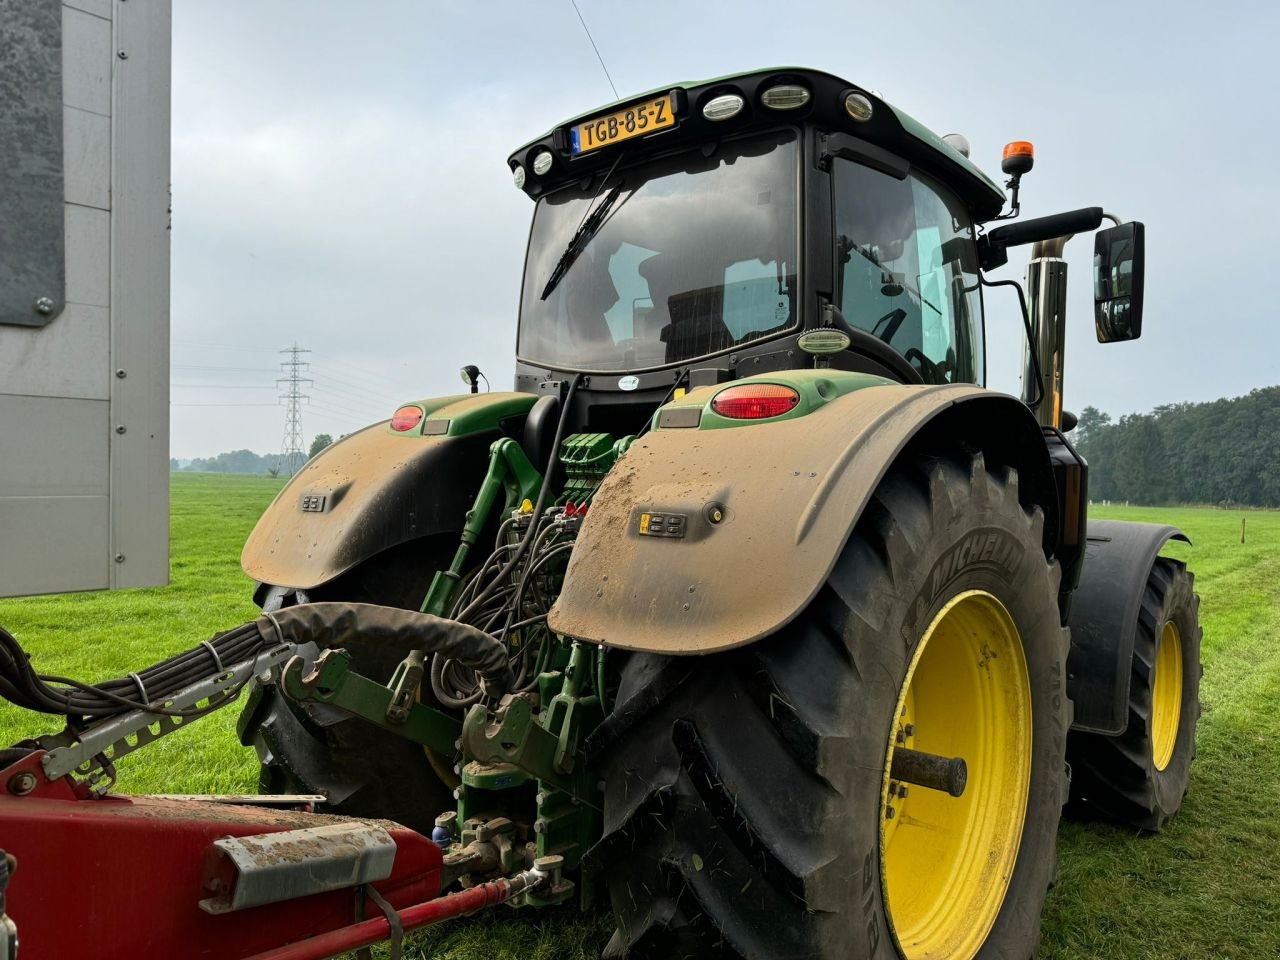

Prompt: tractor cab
xmin=507 ymin=68 xmax=1006 ymax=432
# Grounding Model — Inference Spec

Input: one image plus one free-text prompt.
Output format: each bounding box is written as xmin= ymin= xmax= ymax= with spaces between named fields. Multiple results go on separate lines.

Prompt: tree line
xmin=168 ymin=392 xmax=1280 ymax=507
xmin=171 ymin=435 xmax=333 ymax=476
xmin=1070 ymin=387 xmax=1280 ymax=507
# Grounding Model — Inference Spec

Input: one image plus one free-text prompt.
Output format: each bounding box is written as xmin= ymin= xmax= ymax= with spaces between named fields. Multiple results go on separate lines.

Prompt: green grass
xmin=1 ymin=476 xmax=1276 ymax=958
xmin=0 ymin=473 xmax=277 ymax=794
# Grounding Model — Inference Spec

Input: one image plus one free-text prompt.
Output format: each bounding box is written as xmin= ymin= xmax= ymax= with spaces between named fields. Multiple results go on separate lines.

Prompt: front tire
xmin=592 ymin=451 xmax=1071 ymax=959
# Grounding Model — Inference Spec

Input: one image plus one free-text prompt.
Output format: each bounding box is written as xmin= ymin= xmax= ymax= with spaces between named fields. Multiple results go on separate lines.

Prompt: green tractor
xmin=237 ymin=68 xmax=1201 ymax=959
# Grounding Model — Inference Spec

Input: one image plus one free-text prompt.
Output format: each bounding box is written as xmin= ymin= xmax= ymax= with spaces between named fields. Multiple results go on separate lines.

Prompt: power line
xmin=312 ymin=368 xmax=391 ymax=394
xmin=306 ymin=398 xmax=388 ymax=422
xmin=309 ymin=363 xmax=402 ymax=397
xmin=277 ymin=344 xmax=313 ymax=476
xmin=309 ymin=383 xmax=393 ymax=415
xmin=309 ymin=351 xmax=400 ymax=386
xmin=172 ymin=340 xmax=262 ymax=353
xmin=174 ymin=364 xmax=276 ymax=373
xmin=307 ymin=405 xmax=383 ymax=427
xmin=309 ymin=373 xmax=387 ymax=400
xmin=172 ymin=384 xmax=277 ymax=390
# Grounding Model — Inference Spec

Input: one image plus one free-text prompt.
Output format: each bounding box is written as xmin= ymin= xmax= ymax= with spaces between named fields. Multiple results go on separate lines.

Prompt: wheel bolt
xmin=885 ymin=805 xmax=896 ymax=820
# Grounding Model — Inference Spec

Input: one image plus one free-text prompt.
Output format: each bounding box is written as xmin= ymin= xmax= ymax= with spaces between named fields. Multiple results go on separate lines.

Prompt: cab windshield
xmin=517 ymin=131 xmax=799 ymax=372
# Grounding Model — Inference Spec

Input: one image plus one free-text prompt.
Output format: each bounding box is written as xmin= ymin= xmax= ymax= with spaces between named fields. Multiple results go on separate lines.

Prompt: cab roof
xmin=507 ymin=67 xmax=1007 ymax=222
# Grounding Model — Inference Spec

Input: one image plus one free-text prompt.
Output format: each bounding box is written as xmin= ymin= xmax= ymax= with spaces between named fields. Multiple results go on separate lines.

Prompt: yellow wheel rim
xmin=881 ymin=591 xmax=1033 ymax=960
xmin=1151 ymin=621 xmax=1183 ymax=771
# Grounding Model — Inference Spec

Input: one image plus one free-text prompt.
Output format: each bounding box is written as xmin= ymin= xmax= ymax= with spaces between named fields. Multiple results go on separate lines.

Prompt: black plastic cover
xmin=1066 ymin=520 xmax=1189 ymax=734
xmin=979 ymin=207 xmax=1105 ymax=270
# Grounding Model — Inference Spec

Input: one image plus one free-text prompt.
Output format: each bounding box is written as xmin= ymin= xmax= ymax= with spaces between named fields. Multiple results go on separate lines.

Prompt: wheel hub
xmin=880 ymin=590 xmax=1033 ymax=960
xmin=1151 ymin=620 xmax=1183 ymax=771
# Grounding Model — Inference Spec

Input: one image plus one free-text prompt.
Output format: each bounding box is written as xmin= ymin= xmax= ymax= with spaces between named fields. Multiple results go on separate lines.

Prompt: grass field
xmin=1 ymin=473 xmax=1277 ymax=958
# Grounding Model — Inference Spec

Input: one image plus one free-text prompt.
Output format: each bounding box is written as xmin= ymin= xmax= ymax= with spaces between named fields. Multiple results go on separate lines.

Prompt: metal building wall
xmin=0 ymin=0 xmax=171 ymax=596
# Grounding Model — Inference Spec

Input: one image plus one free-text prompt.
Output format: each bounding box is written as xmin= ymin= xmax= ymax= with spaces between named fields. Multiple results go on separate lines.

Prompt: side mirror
xmin=1093 ymin=221 xmax=1145 ymax=342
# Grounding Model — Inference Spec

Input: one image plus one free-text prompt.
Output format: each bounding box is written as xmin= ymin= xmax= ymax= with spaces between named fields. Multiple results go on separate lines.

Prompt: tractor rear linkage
xmin=0 ymin=429 xmax=614 ymax=958
xmin=2 ymin=615 xmax=966 ymax=959
xmin=0 ymin=414 xmax=968 ymax=959
xmin=0 ymin=616 xmax=592 ymax=959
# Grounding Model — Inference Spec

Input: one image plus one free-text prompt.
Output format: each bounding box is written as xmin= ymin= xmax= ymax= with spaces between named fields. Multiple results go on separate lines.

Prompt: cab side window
xmin=833 ymin=160 xmax=984 ymax=384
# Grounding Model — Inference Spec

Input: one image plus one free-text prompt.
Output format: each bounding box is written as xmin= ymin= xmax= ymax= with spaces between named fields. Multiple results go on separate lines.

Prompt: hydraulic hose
xmin=266 ymin=603 xmax=514 ymax=699
xmin=0 ymin=602 xmax=516 ymax=721
xmin=0 ymin=622 xmax=263 ymax=718
xmin=455 ymin=372 xmax=583 ymax=623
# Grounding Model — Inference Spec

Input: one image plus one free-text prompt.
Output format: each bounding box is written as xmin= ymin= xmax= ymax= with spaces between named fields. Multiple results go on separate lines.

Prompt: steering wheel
xmin=872 ymin=308 xmax=908 ymax=345
xmin=904 ymin=347 xmax=952 ymax=384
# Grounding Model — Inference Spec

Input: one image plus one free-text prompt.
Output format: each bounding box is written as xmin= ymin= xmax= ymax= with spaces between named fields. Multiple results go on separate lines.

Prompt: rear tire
xmin=238 ymin=539 xmax=456 ymax=834
xmin=591 ymin=451 xmax=1071 ymax=960
xmin=1066 ymin=557 xmax=1202 ymax=831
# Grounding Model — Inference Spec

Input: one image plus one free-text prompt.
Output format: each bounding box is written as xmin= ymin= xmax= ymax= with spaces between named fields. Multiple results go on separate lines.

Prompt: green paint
xmin=559 ymin=433 xmax=631 ymax=504
xmin=455 ymin=643 xmax=605 ymax=872
xmin=461 ymin=760 xmax=530 ymax=791
xmin=653 ymin=369 xmax=894 ymax=432
xmin=891 ymin=105 xmax=1005 ymax=199
xmin=459 ymin=691 xmax=595 ymax=800
xmin=421 ymin=438 xmax=542 ymax=617
xmin=383 ymin=394 xmax=467 ymax=436
xmin=278 ymin=647 xmax=461 ymax=756
xmin=387 ymin=392 xmax=538 ymax=438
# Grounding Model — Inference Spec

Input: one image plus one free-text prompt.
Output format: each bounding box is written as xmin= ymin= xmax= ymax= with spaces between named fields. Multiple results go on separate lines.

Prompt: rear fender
xmin=241 ymin=392 xmax=536 ymax=591
xmin=1065 ymin=520 xmax=1189 ymax=734
xmin=548 ymin=376 xmax=1058 ymax=653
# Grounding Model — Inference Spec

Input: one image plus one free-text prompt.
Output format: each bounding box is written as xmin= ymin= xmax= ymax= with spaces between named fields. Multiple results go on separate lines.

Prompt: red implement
xmin=1 ymin=752 xmax=444 ymax=960
xmin=243 ymin=876 xmax=531 ymax=960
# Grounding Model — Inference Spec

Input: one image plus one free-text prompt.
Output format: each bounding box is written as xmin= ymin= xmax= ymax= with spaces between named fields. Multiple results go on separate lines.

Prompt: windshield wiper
xmin=539 ymin=182 xmax=625 ymax=301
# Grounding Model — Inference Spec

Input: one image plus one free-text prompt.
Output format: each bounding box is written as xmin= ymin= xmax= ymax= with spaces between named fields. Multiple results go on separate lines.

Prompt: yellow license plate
xmin=571 ymin=93 xmax=677 ymax=155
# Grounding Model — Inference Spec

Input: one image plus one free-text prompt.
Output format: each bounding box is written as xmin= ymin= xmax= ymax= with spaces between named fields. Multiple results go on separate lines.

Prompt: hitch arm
xmin=280 ymin=649 xmax=461 ymax=756
xmin=459 ymin=694 xmax=596 ymax=804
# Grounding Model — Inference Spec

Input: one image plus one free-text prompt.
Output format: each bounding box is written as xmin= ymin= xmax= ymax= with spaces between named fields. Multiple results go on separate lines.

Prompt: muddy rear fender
xmin=548 ymin=376 xmax=1058 ymax=654
xmin=241 ymin=392 xmax=537 ymax=592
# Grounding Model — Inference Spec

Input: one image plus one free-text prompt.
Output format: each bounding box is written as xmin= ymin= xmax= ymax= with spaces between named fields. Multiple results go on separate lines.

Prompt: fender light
xmin=390 ymin=405 xmax=424 ymax=432
xmin=710 ymin=384 xmax=800 ymax=420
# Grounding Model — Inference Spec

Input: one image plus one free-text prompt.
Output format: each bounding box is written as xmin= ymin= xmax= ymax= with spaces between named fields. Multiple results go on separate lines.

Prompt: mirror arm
xmin=978 ymin=207 xmax=1104 ymax=270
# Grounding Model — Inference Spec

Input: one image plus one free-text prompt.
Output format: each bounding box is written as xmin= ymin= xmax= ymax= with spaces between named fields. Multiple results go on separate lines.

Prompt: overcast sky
xmin=169 ymin=1 xmax=1278 ymax=459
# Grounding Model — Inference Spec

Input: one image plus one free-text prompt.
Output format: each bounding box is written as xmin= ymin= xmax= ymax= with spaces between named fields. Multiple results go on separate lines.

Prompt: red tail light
xmin=710 ymin=384 xmax=800 ymax=420
xmin=390 ymin=405 xmax=424 ymax=432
